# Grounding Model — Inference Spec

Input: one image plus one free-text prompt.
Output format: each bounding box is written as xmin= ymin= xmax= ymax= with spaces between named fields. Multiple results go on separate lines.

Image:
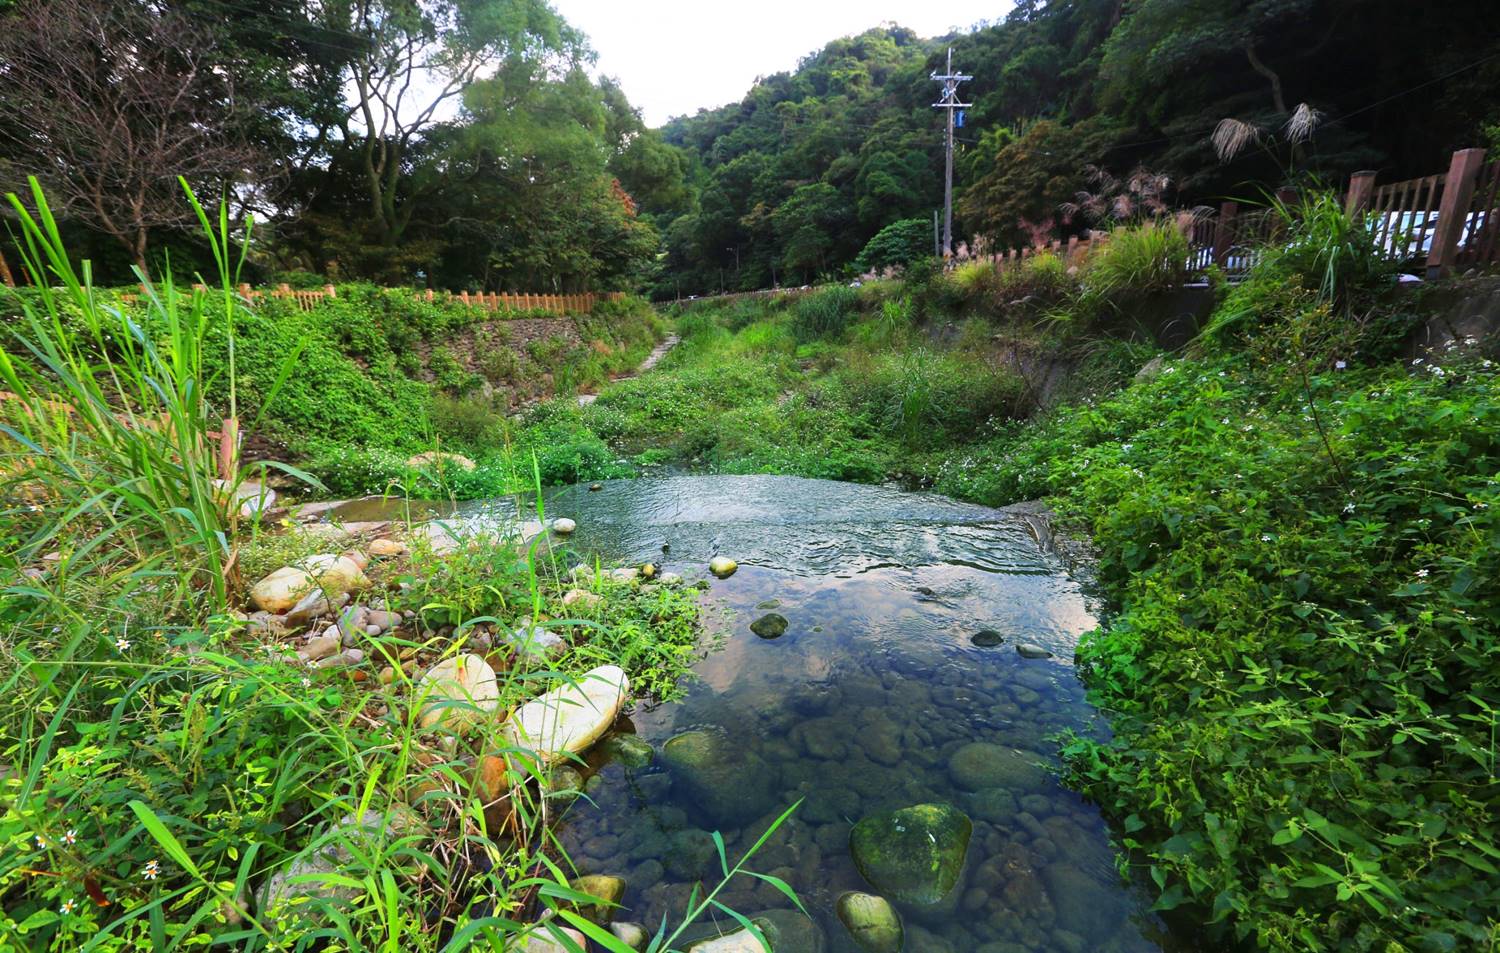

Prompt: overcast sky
xmin=549 ymin=0 xmax=1016 ymax=127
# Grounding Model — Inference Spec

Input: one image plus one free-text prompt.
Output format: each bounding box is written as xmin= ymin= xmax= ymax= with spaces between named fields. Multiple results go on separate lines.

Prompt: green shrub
xmin=431 ymin=392 xmax=503 ymax=446
xmin=931 ymin=338 xmax=1500 ymax=951
xmin=840 ymin=348 xmax=1023 ymax=450
xmin=1084 ymin=220 xmax=1192 ymax=298
xmin=790 ymin=285 xmax=859 ymax=342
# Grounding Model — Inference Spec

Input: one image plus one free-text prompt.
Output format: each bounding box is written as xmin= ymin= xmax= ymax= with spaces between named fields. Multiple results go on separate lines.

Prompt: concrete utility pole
xmin=931 ymin=48 xmax=972 ymax=259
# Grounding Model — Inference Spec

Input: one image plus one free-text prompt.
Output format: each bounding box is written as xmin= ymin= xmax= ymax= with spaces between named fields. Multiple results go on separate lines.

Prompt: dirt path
xmin=577 ymin=333 xmax=679 ymax=406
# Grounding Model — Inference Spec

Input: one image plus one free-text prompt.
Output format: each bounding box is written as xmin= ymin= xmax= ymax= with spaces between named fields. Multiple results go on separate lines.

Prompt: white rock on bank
xmin=551 ymin=517 xmax=577 ymax=535
xmin=417 ymin=654 xmax=500 ymax=732
xmin=248 ymin=552 xmax=371 ymax=614
xmin=506 ymin=665 xmax=629 ymax=764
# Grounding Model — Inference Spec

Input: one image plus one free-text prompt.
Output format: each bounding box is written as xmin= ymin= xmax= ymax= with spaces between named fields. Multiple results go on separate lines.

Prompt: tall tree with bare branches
xmin=0 ymin=0 xmax=268 ymax=274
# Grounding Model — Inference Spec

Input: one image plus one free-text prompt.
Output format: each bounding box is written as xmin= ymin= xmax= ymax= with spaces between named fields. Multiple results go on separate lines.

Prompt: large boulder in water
xmin=836 ymin=891 xmax=904 ymax=953
xmin=948 ymin=742 xmax=1050 ymax=794
xmin=850 ymin=803 xmax=972 ymax=906
xmin=661 ymin=728 xmax=775 ymax=827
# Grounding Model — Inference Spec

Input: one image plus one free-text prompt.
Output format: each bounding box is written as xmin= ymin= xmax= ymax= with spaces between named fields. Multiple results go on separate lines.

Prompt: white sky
xmin=550 ymin=0 xmax=1016 ymax=127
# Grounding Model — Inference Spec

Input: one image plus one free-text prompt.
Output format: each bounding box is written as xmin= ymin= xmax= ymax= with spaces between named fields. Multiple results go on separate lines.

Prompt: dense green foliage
xmin=927 ymin=214 xmax=1500 ymax=950
xmin=655 ymin=3 xmax=1499 ymax=294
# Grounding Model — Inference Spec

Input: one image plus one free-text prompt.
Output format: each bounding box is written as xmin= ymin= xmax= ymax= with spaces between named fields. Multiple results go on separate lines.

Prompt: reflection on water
xmin=386 ymin=476 xmax=1176 ymax=950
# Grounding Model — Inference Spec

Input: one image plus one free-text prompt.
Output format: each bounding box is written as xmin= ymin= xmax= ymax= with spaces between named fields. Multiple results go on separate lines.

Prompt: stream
xmin=532 ymin=475 xmax=1179 ymax=952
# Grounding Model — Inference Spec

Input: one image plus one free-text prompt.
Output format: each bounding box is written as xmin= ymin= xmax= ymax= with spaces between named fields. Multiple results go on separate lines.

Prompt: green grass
xmin=0 ymin=183 xmax=796 ymax=952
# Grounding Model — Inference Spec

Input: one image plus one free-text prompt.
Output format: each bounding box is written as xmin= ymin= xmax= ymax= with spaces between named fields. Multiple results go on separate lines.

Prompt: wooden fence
xmin=29 ymin=278 xmax=618 ymax=316
xmin=228 ymin=284 xmax=615 ymax=315
xmin=975 ymin=148 xmax=1500 ymax=282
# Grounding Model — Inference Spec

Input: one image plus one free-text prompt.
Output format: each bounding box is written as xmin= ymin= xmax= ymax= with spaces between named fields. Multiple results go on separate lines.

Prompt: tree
xmin=325 ymin=0 xmax=582 ymax=247
xmin=854 ymin=218 xmax=933 ymax=274
xmin=0 ymin=0 xmax=265 ymax=273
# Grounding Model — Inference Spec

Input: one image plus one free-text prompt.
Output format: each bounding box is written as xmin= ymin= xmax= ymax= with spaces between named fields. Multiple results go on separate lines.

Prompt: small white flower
xmin=60 ymin=899 xmax=76 ymax=916
xmin=1476 ymin=502 xmax=1490 ymax=510
xmin=1343 ymin=503 xmax=1355 ymax=514
xmin=142 ymin=859 xmax=160 ymax=881
xmin=1415 ymin=569 xmax=1429 ymax=578
xmin=34 ymin=834 xmax=46 ymax=848
xmin=62 ymin=829 xmax=77 ymax=846
xmin=115 ymin=637 xmax=131 ymax=652
xmin=1261 ymin=534 xmax=1273 ymax=542
xmin=1334 ymin=360 xmax=1347 ymax=370
xmin=300 ymin=677 xmax=312 ymax=689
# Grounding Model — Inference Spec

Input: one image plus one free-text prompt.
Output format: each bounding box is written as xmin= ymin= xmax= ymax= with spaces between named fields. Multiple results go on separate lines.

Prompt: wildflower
xmin=115 ymin=637 xmax=131 ymax=652
xmin=1120 ymin=443 xmax=1132 ymax=452
xmin=1343 ymin=502 xmax=1355 ymax=514
xmin=1334 ymin=360 xmax=1347 ymax=370
xmin=60 ymin=899 xmax=76 ymax=916
xmin=1477 ymin=502 xmax=1490 ymax=510
xmin=35 ymin=834 xmax=46 ymax=848
xmin=1412 ymin=358 xmax=1423 ymax=365
xmin=1260 ymin=534 xmax=1273 ymax=542
xmin=62 ymin=829 xmax=77 ymax=846
xmin=141 ymin=860 xmax=160 ymax=881
xmin=1416 ymin=569 xmax=1429 ymax=578
xmin=301 ymin=677 xmax=312 ymax=689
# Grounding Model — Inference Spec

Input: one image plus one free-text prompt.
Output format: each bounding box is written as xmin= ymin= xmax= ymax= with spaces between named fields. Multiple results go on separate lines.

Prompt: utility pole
xmin=931 ymin=48 xmax=972 ymax=260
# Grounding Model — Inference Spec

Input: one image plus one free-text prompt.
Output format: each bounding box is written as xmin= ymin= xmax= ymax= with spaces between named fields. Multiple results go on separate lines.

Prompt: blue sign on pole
xmin=956 ymin=110 xmax=965 ymax=128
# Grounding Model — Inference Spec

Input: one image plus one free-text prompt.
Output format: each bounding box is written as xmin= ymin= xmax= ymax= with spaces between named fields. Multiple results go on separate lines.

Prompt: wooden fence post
xmin=1427 ymin=147 xmax=1488 ymax=279
xmin=324 ymin=284 xmax=337 ymax=298
xmin=1345 ymin=171 xmax=1378 ymax=216
xmin=1213 ymin=201 xmax=1239 ymax=267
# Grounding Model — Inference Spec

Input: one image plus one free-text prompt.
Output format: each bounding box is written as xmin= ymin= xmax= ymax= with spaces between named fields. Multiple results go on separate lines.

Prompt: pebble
xmin=1016 ymin=643 xmax=1052 ymax=659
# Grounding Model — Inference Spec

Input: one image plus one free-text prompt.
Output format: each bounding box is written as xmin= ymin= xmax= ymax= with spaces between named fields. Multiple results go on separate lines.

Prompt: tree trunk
xmin=0 ymin=246 xmax=15 ymax=287
xmin=1244 ymin=40 xmax=1288 ymax=115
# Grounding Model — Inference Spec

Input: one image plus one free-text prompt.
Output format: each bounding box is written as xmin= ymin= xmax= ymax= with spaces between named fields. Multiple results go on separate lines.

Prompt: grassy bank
xmin=0 ymin=186 xmax=788 ymax=951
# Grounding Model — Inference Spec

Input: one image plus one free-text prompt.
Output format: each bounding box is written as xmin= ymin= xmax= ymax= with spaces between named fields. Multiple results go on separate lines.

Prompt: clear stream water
xmin=526 ymin=475 xmax=1180 ymax=953
xmin=327 ymin=475 xmax=1182 ymax=950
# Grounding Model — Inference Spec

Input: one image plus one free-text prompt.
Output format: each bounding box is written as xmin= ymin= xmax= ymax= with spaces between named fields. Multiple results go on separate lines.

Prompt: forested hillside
xmin=651 ymin=0 xmax=1500 ymax=295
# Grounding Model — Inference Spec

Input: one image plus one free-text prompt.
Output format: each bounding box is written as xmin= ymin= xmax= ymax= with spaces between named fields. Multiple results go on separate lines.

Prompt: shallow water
xmin=529 ymin=475 xmax=1178 ymax=952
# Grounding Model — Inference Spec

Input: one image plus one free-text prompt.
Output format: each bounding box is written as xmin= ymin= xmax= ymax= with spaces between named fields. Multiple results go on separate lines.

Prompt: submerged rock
xmin=611 ymin=922 xmax=650 ymax=950
xmin=661 ymin=728 xmax=775 ymax=827
xmin=750 ymin=612 xmax=789 ymax=639
xmin=1015 ymin=642 xmax=1052 ymax=659
xmin=849 ymin=803 xmax=972 ymax=906
xmin=708 ymin=556 xmax=738 ymax=578
xmin=599 ymin=733 xmax=654 ymax=768
xmin=970 ymin=629 xmax=1004 ymax=647
xmin=948 ymin=742 xmax=1050 ymax=794
xmin=416 ymin=654 xmax=500 ymax=732
xmin=506 ymin=665 xmax=629 ymax=763
xmin=836 ymin=892 xmax=904 ymax=953
xmin=684 ymin=918 xmax=780 ymax=952
xmin=570 ymin=874 xmax=626 ymax=924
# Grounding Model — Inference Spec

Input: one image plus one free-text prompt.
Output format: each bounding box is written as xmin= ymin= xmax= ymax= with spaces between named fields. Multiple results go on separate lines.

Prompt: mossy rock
xmin=836 ymin=891 xmax=904 ymax=953
xmin=569 ymin=874 xmax=625 ymax=924
xmin=750 ymin=612 xmax=789 ymax=638
xmin=662 ymin=729 xmax=775 ymax=826
xmin=600 ymin=733 xmax=655 ymax=768
xmin=849 ymin=803 xmax=971 ymax=906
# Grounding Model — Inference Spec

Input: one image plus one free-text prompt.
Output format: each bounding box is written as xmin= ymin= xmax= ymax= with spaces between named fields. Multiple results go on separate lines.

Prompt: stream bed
xmin=531 ymin=475 xmax=1179 ymax=953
